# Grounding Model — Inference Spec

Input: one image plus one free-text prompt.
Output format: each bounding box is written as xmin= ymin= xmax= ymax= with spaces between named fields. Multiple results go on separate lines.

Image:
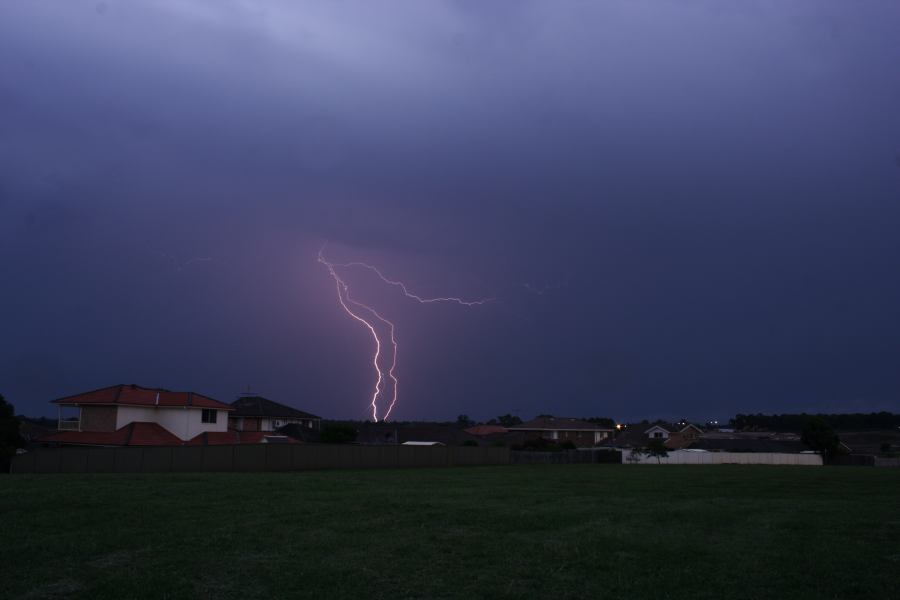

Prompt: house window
xmin=201 ymin=409 xmax=217 ymax=424
xmin=653 ymin=431 xmax=663 ymax=438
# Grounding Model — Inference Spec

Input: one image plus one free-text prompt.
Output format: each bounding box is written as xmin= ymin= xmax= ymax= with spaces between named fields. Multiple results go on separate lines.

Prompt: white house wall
xmin=115 ymin=406 xmax=228 ymax=440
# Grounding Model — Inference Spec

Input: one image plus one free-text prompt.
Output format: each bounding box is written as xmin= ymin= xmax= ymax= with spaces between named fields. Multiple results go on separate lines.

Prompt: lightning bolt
xmin=318 ymin=246 xmax=488 ymax=421
xmin=318 ymin=249 xmax=397 ymax=421
xmin=331 ymin=260 xmax=494 ymax=306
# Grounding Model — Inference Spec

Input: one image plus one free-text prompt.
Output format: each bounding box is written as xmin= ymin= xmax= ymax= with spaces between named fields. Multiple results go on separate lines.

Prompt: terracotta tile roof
xmin=464 ymin=425 xmax=509 ymax=436
xmin=39 ymin=422 xmax=182 ymax=446
xmin=229 ymin=396 xmax=320 ymax=420
xmin=40 ymin=424 xmax=298 ymax=447
xmin=52 ymin=384 xmax=232 ymax=411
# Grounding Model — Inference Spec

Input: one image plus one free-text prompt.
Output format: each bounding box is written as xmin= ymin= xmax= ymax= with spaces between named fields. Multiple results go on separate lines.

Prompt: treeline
xmin=730 ymin=412 xmax=900 ymax=432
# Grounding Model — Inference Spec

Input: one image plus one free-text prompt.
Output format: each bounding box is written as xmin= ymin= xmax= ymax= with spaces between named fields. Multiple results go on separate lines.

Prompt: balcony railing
xmin=58 ymin=419 xmax=80 ymax=431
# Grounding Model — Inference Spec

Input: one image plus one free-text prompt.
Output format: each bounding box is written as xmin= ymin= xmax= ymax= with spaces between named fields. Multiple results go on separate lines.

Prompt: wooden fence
xmin=10 ymin=444 xmax=510 ymax=474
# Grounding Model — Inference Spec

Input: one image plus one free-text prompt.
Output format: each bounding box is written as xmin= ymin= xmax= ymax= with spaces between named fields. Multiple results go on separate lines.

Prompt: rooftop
xmin=52 ymin=384 xmax=232 ymax=411
xmin=229 ymin=396 xmax=320 ymax=420
xmin=509 ymin=417 xmax=614 ymax=431
xmin=39 ymin=422 xmax=183 ymax=446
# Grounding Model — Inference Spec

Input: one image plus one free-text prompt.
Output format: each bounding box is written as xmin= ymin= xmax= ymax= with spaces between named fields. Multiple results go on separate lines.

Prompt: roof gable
xmin=644 ymin=425 xmax=671 ymax=435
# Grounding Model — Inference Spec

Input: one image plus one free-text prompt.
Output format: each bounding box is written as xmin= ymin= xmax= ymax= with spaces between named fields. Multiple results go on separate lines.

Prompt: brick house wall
xmin=80 ymin=405 xmax=118 ymax=432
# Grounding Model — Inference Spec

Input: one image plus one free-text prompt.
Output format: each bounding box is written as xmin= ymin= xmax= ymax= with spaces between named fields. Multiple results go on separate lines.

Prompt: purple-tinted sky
xmin=2 ymin=1 xmax=899 ymax=422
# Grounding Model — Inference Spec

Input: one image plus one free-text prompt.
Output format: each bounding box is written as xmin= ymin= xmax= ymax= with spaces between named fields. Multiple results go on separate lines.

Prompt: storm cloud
xmin=2 ymin=1 xmax=899 ymax=421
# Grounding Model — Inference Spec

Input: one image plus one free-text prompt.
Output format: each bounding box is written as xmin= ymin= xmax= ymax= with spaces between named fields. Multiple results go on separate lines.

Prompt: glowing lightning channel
xmin=318 ymin=249 xmax=399 ymax=422
xmin=331 ymin=260 xmax=495 ymax=306
xmin=318 ymin=247 xmax=489 ymax=422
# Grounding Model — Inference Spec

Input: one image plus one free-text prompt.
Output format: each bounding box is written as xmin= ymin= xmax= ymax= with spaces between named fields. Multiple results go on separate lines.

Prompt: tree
xmin=626 ymin=448 xmax=643 ymax=464
xmin=582 ymin=416 xmax=616 ymax=428
xmin=644 ymin=438 xmax=669 ymax=464
xmin=495 ymin=414 xmax=522 ymax=427
xmin=1 ymin=394 xmax=26 ymax=473
xmin=801 ymin=417 xmax=842 ymax=459
xmin=456 ymin=414 xmax=474 ymax=428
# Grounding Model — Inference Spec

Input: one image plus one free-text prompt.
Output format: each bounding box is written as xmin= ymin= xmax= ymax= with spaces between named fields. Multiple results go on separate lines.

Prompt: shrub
xmin=319 ymin=424 xmax=358 ymax=444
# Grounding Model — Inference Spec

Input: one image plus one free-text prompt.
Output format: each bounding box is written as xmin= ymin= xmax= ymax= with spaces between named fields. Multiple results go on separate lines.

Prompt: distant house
xmin=41 ymin=384 xmax=233 ymax=446
xmin=228 ymin=396 xmax=321 ymax=432
xmin=464 ymin=425 xmax=509 ymax=436
xmin=643 ymin=423 xmax=704 ymax=449
xmin=508 ymin=417 xmax=614 ymax=447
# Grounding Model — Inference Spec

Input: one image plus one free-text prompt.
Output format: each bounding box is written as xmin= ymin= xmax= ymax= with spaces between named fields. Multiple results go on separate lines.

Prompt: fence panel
xmin=115 ymin=448 xmax=144 ymax=472
xmin=58 ymin=448 xmax=88 ymax=473
xmin=233 ymin=445 xmax=266 ymax=472
xmin=11 ymin=451 xmax=36 ymax=474
xmin=201 ymin=446 xmax=234 ymax=472
xmin=12 ymin=443 xmax=514 ymax=473
xmin=265 ymin=445 xmax=293 ymax=471
xmin=142 ymin=447 xmax=173 ymax=472
xmin=86 ymin=448 xmax=116 ymax=473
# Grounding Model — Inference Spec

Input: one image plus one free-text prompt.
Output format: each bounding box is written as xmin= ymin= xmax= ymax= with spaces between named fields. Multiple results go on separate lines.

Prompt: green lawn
xmin=2 ymin=465 xmax=899 ymax=599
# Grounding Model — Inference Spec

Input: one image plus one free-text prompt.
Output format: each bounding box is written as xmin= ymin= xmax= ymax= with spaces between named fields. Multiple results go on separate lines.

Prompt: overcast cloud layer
xmin=2 ymin=1 xmax=900 ymax=421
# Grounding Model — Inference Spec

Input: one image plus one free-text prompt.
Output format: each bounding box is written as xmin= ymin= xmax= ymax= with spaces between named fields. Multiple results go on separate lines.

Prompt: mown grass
xmin=2 ymin=465 xmax=899 ymax=599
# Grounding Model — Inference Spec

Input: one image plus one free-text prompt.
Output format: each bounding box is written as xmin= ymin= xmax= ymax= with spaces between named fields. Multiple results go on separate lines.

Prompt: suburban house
xmin=607 ymin=421 xmax=704 ymax=450
xmin=40 ymin=384 xmax=234 ymax=446
xmin=228 ymin=396 xmax=321 ymax=432
xmin=508 ymin=416 xmax=614 ymax=447
xmin=644 ymin=422 xmax=704 ymax=449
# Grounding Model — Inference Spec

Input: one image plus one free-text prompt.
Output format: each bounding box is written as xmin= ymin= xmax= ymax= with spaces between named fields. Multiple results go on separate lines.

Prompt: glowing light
xmin=318 ymin=249 xmax=397 ymax=422
xmin=318 ymin=246 xmax=487 ymax=421
xmin=332 ymin=259 xmax=494 ymax=306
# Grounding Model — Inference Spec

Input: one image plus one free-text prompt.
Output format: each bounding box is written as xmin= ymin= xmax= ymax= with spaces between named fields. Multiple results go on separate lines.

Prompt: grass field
xmin=3 ymin=465 xmax=899 ymax=600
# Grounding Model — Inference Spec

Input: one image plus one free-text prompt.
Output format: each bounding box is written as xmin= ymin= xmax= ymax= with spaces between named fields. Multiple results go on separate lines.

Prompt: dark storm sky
xmin=2 ymin=1 xmax=900 ymax=422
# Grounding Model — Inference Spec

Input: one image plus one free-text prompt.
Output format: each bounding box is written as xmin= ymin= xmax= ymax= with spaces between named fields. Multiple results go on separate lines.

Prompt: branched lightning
xmin=318 ymin=249 xmax=398 ymax=421
xmin=319 ymin=246 xmax=488 ymax=421
xmin=332 ymin=260 xmax=494 ymax=306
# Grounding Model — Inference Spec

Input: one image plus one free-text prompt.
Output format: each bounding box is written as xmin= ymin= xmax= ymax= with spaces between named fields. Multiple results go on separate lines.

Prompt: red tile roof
xmin=52 ymin=384 xmax=232 ymax=411
xmin=464 ymin=425 xmax=509 ymax=436
xmin=39 ymin=424 xmax=297 ymax=446
xmin=509 ymin=416 xmax=614 ymax=431
xmin=39 ymin=422 xmax=182 ymax=446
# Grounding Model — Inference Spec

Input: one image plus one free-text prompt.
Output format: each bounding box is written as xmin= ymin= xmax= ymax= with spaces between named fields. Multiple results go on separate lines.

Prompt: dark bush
xmin=319 ymin=424 xmax=358 ymax=444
